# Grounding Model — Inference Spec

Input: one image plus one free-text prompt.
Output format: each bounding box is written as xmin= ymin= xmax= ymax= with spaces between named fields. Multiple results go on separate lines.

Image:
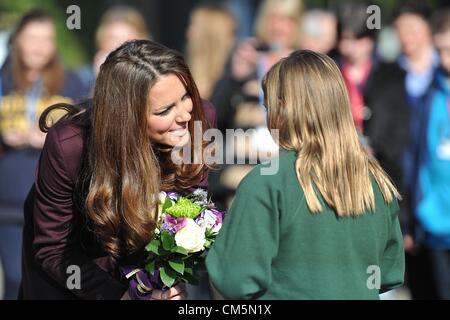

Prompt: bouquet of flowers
xmin=122 ymin=188 xmax=224 ymax=300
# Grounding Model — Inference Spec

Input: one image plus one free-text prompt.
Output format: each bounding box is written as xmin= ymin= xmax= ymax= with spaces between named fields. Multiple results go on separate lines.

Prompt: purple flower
xmin=167 ymin=192 xmax=179 ymax=201
xmin=192 ymin=188 xmax=208 ymax=201
xmin=160 ymin=222 xmax=173 ymax=234
xmin=195 ymin=209 xmax=223 ymax=230
xmin=163 ymin=214 xmax=187 ymax=233
xmin=211 ymin=209 xmax=223 ymax=225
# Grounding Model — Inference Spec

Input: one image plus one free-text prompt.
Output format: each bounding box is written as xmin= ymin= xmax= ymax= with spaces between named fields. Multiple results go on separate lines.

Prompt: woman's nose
xmin=176 ymin=105 xmax=192 ymax=123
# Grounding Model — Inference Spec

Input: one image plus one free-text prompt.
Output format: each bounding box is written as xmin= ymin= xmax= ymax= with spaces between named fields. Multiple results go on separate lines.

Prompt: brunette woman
xmin=20 ymin=39 xmax=215 ymax=300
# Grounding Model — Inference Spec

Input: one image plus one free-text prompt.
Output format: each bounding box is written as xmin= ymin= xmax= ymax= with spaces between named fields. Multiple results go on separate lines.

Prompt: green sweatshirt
xmin=206 ymin=149 xmax=405 ymax=299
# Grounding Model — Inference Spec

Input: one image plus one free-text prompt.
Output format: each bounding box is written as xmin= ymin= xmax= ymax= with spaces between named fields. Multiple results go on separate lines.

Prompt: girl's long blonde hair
xmin=263 ymin=50 xmax=400 ymax=216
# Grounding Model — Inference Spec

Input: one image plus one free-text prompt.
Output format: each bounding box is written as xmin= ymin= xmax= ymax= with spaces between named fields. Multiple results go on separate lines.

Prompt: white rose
xmin=175 ymin=219 xmax=206 ymax=253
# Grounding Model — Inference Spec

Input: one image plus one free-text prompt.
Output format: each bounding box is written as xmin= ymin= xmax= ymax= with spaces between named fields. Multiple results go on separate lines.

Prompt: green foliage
xmin=160 ymin=266 xmax=177 ymax=288
xmin=161 ymin=231 xmax=175 ymax=251
xmin=144 ymin=231 xmax=204 ymax=287
xmin=165 ymin=197 xmax=202 ymax=219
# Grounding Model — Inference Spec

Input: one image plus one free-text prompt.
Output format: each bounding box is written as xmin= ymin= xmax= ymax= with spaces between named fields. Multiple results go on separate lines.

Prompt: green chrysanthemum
xmin=165 ymin=197 xmax=202 ymax=219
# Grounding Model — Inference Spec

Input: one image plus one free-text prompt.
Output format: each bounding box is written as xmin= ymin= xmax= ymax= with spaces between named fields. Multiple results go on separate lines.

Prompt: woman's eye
xmin=156 ymin=107 xmax=172 ymax=116
xmin=182 ymin=92 xmax=191 ymax=100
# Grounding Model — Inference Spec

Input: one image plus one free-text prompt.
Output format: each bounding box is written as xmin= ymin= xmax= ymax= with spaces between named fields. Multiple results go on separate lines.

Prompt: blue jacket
xmin=416 ymin=68 xmax=450 ymax=248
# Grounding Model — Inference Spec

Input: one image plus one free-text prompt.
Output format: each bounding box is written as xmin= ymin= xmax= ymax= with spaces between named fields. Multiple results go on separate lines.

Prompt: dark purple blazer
xmin=20 ymin=100 xmax=216 ymax=300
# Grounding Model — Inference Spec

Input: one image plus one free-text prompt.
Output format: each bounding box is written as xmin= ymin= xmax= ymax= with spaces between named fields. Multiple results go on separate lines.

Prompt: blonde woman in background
xmin=92 ymin=6 xmax=150 ymax=77
xmin=232 ymin=0 xmax=303 ymax=82
xmin=299 ymin=9 xmax=338 ymax=56
xmin=186 ymin=4 xmax=237 ymax=100
xmin=207 ymin=0 xmax=304 ymax=211
xmin=206 ymin=50 xmax=405 ymax=299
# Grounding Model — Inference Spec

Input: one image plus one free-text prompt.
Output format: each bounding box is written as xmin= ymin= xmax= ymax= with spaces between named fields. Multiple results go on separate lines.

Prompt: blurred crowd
xmin=1 ymin=0 xmax=450 ymax=300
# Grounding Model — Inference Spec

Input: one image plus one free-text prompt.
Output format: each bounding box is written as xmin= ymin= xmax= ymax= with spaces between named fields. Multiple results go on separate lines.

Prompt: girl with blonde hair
xmin=206 ymin=50 xmax=405 ymax=299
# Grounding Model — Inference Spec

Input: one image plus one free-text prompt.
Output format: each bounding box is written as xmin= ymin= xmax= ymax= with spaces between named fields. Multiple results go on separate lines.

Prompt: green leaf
xmin=160 ymin=266 xmax=177 ymax=288
xmin=145 ymin=260 xmax=155 ymax=275
xmin=168 ymin=259 xmax=185 ymax=275
xmin=161 ymin=231 xmax=175 ymax=251
xmin=184 ymin=267 xmax=193 ymax=275
xmin=204 ymin=239 xmax=212 ymax=249
xmin=162 ymin=199 xmax=173 ymax=212
xmin=145 ymin=240 xmax=160 ymax=255
xmin=171 ymin=246 xmax=188 ymax=255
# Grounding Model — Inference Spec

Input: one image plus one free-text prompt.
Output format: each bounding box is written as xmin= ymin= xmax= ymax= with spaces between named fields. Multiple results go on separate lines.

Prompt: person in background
xmin=212 ymin=0 xmax=303 ymax=133
xmin=231 ymin=0 xmax=303 ymax=87
xmin=299 ymin=9 xmax=338 ymax=57
xmin=93 ymin=6 xmax=150 ymax=77
xmin=208 ymin=0 xmax=303 ymax=211
xmin=206 ymin=50 xmax=404 ymax=299
xmin=186 ymin=3 xmax=237 ymax=100
xmin=392 ymin=1 xmax=441 ymax=300
xmin=394 ymin=1 xmax=438 ymax=108
xmin=336 ymin=1 xmax=380 ymax=135
xmin=77 ymin=6 xmax=150 ymax=93
xmin=219 ymin=0 xmax=261 ymax=40
xmin=411 ymin=8 xmax=450 ymax=300
xmin=0 ymin=9 xmax=87 ymax=300
xmin=336 ymin=2 xmax=410 ymax=196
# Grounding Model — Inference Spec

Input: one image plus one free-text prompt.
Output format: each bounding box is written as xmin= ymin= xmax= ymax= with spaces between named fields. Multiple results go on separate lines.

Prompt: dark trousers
xmin=429 ymin=249 xmax=450 ymax=300
xmin=405 ymin=247 xmax=438 ymax=299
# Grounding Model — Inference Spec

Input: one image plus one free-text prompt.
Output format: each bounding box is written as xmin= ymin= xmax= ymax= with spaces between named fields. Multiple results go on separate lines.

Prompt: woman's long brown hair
xmin=40 ymin=40 xmax=210 ymax=259
xmin=10 ymin=9 xmax=64 ymax=95
xmin=263 ymin=50 xmax=400 ymax=216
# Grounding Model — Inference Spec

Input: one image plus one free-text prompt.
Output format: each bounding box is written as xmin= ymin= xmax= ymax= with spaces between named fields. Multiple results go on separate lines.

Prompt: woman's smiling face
xmin=147 ymin=73 xmax=193 ymax=147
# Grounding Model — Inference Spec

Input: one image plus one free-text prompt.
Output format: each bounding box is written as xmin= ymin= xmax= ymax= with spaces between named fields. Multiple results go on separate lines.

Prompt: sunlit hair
xmin=10 ymin=9 xmax=63 ymax=95
xmin=40 ymin=40 xmax=210 ymax=258
xmin=254 ymin=0 xmax=304 ymax=49
xmin=95 ymin=5 xmax=150 ymax=50
xmin=262 ymin=50 xmax=400 ymax=216
xmin=186 ymin=4 xmax=236 ymax=99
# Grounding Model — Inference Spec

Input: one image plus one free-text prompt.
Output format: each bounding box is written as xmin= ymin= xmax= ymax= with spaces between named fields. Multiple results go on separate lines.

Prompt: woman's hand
xmin=231 ymin=38 xmax=259 ymax=81
xmin=1 ymin=128 xmax=46 ymax=149
xmin=1 ymin=128 xmax=29 ymax=148
xmin=150 ymin=284 xmax=187 ymax=300
xmin=403 ymin=234 xmax=415 ymax=253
